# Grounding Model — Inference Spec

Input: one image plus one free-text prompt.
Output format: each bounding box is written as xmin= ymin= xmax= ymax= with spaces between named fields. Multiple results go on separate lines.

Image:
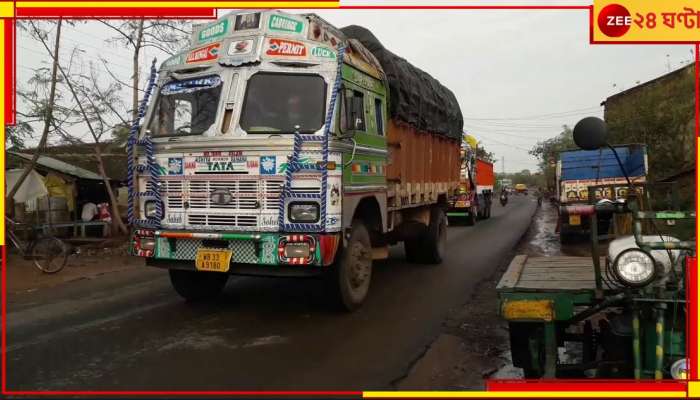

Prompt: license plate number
xmin=195 ymin=249 xmax=232 ymax=272
xmin=456 ymin=201 xmax=469 ymax=208
xmin=569 ymin=214 xmax=581 ymax=226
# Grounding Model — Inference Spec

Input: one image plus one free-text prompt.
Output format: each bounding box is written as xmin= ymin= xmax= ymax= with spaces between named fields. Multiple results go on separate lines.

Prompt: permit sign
xmin=186 ymin=43 xmax=220 ymax=63
xmin=266 ymin=38 xmax=307 ymax=57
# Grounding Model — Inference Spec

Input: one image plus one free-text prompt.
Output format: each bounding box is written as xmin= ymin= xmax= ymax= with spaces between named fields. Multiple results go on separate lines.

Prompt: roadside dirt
xmin=6 ymin=239 xmax=141 ymax=295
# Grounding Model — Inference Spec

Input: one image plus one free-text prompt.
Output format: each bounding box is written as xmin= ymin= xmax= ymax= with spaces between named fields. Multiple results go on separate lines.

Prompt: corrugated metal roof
xmin=8 ymin=151 xmax=105 ymax=180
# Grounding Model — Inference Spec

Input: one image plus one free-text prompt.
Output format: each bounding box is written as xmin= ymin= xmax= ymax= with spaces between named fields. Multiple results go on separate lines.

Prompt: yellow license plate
xmin=195 ymin=249 xmax=232 ymax=272
xmin=456 ymin=201 xmax=468 ymax=208
xmin=569 ymin=214 xmax=581 ymax=226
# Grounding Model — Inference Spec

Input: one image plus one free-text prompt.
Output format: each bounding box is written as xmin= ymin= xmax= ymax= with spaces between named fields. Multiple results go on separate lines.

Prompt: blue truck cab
xmin=556 ymin=144 xmax=647 ymax=243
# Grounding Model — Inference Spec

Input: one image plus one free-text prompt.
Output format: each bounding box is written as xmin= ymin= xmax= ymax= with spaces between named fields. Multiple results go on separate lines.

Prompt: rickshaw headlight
xmin=670 ymin=359 xmax=688 ymax=380
xmin=613 ymin=248 xmax=656 ymax=287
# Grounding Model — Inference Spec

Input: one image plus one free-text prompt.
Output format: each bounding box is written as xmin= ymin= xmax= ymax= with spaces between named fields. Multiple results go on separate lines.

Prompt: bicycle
xmin=6 ymin=216 xmax=70 ymax=274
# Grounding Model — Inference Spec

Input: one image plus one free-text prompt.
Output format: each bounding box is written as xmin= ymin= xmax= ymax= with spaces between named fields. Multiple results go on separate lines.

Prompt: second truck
xmin=128 ymin=10 xmax=464 ymax=310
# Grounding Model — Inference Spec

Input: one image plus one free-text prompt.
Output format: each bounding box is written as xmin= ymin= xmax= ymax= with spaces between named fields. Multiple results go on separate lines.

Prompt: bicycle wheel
xmin=31 ymin=237 xmax=69 ymax=274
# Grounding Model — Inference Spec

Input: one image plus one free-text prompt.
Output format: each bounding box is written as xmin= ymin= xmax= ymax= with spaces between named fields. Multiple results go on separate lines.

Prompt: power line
xmin=463 ymin=106 xmax=601 ymax=121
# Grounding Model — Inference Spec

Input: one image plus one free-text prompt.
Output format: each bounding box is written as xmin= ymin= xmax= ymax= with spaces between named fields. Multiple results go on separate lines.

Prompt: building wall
xmin=603 ymin=64 xmax=695 ymax=208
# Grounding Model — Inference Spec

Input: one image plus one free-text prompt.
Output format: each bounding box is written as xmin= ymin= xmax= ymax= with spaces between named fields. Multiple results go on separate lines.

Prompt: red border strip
xmin=4 ymin=20 xmax=13 ymax=125
xmin=689 ymin=257 xmax=698 ymax=380
xmin=2 ymin=3 xmax=699 ymax=397
xmin=696 ymin=43 xmax=699 ymax=138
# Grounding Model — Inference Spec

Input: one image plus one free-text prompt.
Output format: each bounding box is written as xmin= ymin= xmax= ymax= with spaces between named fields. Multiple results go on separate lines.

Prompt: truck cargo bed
xmin=497 ymin=255 xmax=604 ymax=292
xmin=386 ymin=120 xmax=460 ymax=209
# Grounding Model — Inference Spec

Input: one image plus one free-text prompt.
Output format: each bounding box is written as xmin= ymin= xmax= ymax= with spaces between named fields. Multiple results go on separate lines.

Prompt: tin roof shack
xmin=602 ymin=63 xmax=695 ymax=208
xmin=7 ymin=151 xmax=121 ymax=235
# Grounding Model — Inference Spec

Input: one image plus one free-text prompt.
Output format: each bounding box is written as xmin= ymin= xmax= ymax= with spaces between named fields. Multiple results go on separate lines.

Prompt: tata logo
xmin=266 ymin=38 xmax=306 ymax=57
xmin=186 ymin=43 xmax=220 ymax=63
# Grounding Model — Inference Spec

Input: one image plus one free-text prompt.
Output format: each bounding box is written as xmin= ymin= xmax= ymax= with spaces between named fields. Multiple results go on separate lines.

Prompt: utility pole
xmin=502 ymin=156 xmax=505 ymax=175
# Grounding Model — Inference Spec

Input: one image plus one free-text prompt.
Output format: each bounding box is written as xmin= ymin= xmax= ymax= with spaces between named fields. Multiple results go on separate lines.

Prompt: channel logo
xmin=597 ymin=3 xmax=632 ymax=37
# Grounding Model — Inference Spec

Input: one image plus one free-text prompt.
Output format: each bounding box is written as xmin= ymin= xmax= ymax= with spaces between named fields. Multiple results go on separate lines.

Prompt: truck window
xmin=374 ymin=97 xmax=384 ymax=136
xmin=150 ymin=76 xmax=223 ymax=137
xmin=341 ymin=90 xmax=366 ymax=132
xmin=240 ymin=73 xmax=326 ymax=134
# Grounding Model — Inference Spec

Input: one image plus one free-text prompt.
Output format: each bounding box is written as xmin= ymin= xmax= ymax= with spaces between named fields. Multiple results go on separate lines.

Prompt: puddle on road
xmin=517 ymin=201 xmax=592 ymax=257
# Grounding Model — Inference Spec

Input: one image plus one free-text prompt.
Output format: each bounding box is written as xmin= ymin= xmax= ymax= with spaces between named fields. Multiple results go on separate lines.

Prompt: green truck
xmin=128 ymin=11 xmax=464 ymax=310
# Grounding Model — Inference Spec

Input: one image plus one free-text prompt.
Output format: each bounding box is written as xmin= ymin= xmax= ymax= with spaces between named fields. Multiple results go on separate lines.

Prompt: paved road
xmin=7 ymin=196 xmax=537 ymax=391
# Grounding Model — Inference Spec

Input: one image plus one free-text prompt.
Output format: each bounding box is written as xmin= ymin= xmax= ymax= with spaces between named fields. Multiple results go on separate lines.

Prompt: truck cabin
xmin=143 ymin=10 xmax=386 ymax=143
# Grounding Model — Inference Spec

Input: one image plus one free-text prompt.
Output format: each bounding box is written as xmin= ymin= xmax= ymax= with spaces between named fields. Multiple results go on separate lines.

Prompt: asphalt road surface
xmin=7 ymin=195 xmax=537 ymax=391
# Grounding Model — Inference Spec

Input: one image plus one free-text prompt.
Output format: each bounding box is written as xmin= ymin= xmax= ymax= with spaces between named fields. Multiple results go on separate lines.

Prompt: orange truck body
xmin=475 ymin=159 xmax=495 ymax=188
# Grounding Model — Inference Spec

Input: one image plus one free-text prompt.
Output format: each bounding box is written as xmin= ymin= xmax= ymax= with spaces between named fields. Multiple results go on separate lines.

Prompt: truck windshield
xmin=240 ymin=73 xmax=326 ymax=134
xmin=149 ymin=75 xmax=222 ymax=137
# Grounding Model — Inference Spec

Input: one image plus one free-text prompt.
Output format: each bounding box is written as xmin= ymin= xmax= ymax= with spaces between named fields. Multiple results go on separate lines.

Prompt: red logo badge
xmin=186 ymin=43 xmax=220 ymax=63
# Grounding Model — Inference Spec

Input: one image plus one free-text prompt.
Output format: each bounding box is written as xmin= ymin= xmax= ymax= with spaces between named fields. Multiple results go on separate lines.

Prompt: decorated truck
xmin=447 ymin=136 xmax=493 ymax=225
xmin=557 ymin=145 xmax=647 ymax=243
xmin=128 ymin=10 xmax=463 ymax=310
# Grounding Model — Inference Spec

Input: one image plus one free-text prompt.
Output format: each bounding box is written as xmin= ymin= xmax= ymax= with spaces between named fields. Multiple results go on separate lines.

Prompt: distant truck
xmin=514 ymin=183 xmax=528 ymax=195
xmin=447 ymin=146 xmax=494 ymax=225
xmin=557 ymin=144 xmax=647 ymax=243
xmin=128 ymin=10 xmax=464 ymax=311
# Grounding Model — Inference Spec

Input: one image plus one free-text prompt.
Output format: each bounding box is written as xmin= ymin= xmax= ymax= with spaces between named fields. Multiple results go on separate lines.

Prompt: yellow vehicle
xmin=514 ymin=183 xmax=528 ymax=195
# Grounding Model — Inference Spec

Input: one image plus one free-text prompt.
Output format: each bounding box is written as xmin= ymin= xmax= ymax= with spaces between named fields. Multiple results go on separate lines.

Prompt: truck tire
xmin=466 ymin=205 xmax=477 ymax=226
xmin=559 ymin=223 xmax=575 ymax=245
xmin=422 ymin=207 xmax=447 ymax=264
xmin=330 ymin=221 xmax=372 ymax=311
xmin=404 ymin=207 xmax=447 ymax=264
xmin=169 ymin=269 xmax=229 ymax=301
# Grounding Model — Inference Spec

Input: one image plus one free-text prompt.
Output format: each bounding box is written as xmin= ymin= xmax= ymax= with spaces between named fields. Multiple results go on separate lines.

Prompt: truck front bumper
xmin=130 ymin=229 xmax=341 ymax=268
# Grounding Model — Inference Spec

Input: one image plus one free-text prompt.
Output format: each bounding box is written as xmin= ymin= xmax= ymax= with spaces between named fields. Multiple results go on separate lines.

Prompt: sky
xmin=16 ymin=7 xmax=696 ymax=173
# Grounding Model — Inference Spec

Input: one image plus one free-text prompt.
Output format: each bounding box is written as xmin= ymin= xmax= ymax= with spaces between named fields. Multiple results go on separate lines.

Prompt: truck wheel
xmin=421 ymin=207 xmax=447 ymax=264
xmin=331 ymin=221 xmax=372 ymax=311
xmin=559 ymin=224 xmax=575 ymax=245
xmin=466 ymin=206 xmax=477 ymax=226
xmin=169 ymin=269 xmax=229 ymax=302
xmin=508 ymin=322 xmax=545 ymax=378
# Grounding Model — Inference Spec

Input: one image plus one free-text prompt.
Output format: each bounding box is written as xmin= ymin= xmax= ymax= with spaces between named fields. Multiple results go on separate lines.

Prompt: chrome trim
xmin=344 ymin=185 xmax=387 ymax=193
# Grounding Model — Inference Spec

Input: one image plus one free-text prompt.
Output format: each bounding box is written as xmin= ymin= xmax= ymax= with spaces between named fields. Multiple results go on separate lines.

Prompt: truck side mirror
xmin=573 ymin=117 xmax=608 ymax=150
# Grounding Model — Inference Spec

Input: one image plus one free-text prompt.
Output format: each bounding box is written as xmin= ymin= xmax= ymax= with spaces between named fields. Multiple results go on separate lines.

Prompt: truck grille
xmin=159 ymin=176 xmax=320 ymax=230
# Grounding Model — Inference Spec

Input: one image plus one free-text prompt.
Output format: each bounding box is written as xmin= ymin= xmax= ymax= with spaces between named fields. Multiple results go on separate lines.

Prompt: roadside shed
xmin=7 ymin=151 xmax=117 ymax=236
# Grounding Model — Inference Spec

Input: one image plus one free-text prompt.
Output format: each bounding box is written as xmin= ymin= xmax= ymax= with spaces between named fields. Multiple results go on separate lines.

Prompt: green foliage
xmin=605 ymin=67 xmax=694 ymax=183
xmin=528 ymin=125 xmax=574 ymax=191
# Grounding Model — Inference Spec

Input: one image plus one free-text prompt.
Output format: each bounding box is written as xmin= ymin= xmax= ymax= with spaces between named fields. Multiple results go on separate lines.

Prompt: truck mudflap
xmin=130 ymin=229 xmax=341 ymax=267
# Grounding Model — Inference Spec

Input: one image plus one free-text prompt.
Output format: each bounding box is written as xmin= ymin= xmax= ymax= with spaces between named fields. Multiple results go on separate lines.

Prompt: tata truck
xmin=557 ymin=144 xmax=647 ymax=243
xmin=128 ymin=10 xmax=463 ymax=311
xmin=447 ymin=142 xmax=494 ymax=225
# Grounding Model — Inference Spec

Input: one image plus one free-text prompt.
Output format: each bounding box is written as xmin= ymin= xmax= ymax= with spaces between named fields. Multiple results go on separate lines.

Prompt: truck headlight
xmin=144 ymin=200 xmax=159 ymax=219
xmin=288 ymin=202 xmax=319 ymax=223
xmin=670 ymin=359 xmax=688 ymax=380
xmin=612 ymin=248 xmax=656 ymax=287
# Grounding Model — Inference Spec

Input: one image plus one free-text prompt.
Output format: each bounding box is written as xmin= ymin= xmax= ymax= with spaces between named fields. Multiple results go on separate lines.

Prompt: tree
xmin=98 ymin=20 xmax=190 ymax=122
xmin=529 ymin=125 xmax=575 ymax=191
xmin=475 ymin=143 xmax=496 ymax=163
xmin=28 ymin=20 xmax=129 ymax=235
xmin=7 ymin=20 xmax=63 ymax=204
